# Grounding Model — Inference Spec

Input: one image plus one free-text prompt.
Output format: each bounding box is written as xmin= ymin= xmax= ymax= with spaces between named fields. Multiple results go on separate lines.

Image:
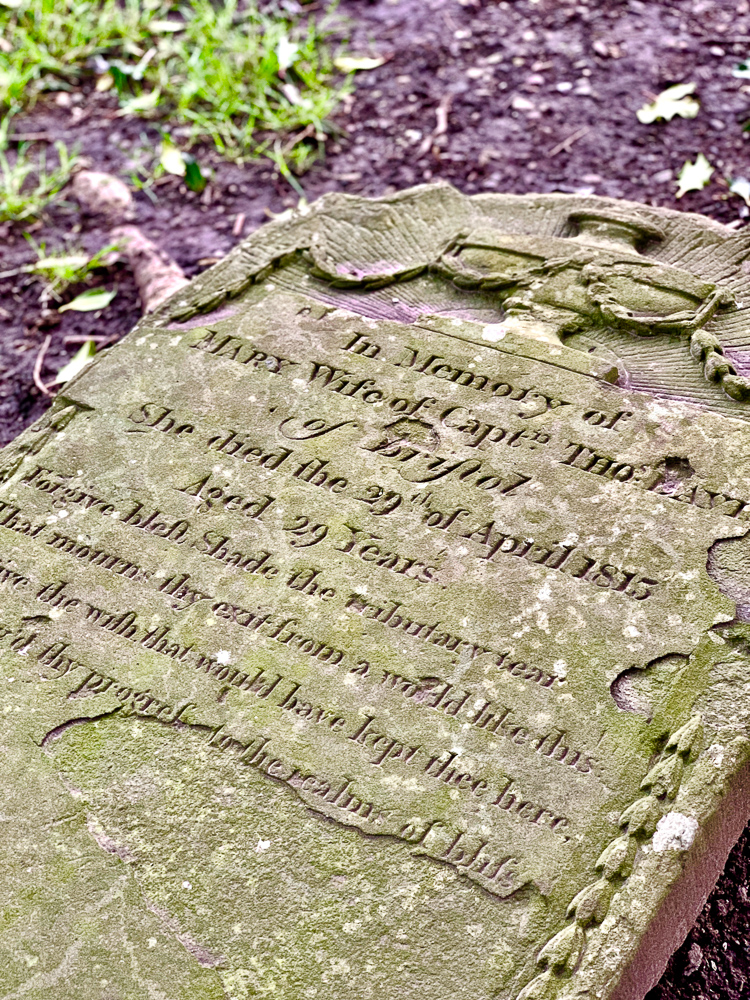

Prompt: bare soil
xmin=2 ymin=0 xmax=750 ymax=994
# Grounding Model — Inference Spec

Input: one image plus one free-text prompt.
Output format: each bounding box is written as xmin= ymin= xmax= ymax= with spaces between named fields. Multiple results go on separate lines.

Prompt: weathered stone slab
xmin=3 ymin=185 xmax=750 ymax=1000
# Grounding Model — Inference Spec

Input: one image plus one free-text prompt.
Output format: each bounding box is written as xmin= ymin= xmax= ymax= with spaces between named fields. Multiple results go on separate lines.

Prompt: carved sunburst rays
xmin=306 ymin=184 xmax=471 ymax=289
xmin=163 ymin=185 xmax=750 ymax=407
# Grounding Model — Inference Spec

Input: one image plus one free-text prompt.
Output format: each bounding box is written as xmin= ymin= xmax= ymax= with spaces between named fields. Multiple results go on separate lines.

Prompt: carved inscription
xmin=343 ymin=333 xmax=573 ymax=418
xmin=0 ymin=294 xmax=740 ymax=932
xmin=2 ymin=614 xmax=550 ymax=897
xmin=5 ymin=184 xmax=750 ymax=1000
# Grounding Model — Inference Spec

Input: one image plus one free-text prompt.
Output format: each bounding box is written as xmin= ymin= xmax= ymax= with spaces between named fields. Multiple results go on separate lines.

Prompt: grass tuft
xmin=0 ymin=116 xmax=79 ymax=222
xmin=25 ymin=237 xmax=120 ymax=302
xmin=0 ymin=0 xmax=347 ymax=167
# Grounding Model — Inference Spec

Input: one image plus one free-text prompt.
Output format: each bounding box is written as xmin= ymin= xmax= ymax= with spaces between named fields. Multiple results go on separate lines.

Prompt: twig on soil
xmin=8 ymin=133 xmax=54 ymax=143
xmin=0 ymin=265 xmax=34 ymax=280
xmin=63 ymin=335 xmax=118 ymax=345
xmin=435 ymin=96 xmax=451 ymax=138
xmin=32 ymin=335 xmax=54 ymax=398
xmin=419 ymin=94 xmax=453 ymax=155
xmin=549 ymin=126 xmax=590 ymax=158
xmin=282 ymin=124 xmax=316 ymax=154
xmin=232 ymin=212 xmax=246 ymax=237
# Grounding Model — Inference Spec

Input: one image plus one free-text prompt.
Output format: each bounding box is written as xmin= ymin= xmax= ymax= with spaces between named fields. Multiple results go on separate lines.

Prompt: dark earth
xmin=2 ymin=0 xmax=750 ymax=995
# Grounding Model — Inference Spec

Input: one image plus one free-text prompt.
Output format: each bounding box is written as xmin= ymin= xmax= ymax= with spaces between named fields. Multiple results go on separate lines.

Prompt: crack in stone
xmin=85 ymin=813 xmax=136 ymax=863
xmin=39 ymin=708 xmax=122 ymax=750
xmin=143 ymin=898 xmax=226 ymax=969
xmin=39 ymin=705 xmax=538 ymax=904
xmin=610 ymin=653 xmax=690 ymax=720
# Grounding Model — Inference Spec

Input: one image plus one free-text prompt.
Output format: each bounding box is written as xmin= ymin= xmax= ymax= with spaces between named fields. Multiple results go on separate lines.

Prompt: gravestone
xmin=4 ymin=184 xmax=750 ymax=1000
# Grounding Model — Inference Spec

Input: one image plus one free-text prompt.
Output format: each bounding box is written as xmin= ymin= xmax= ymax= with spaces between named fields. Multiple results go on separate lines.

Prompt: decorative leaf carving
xmin=523 ymin=716 xmax=697 ymax=1000
xmin=665 ymin=715 xmax=703 ymax=760
xmin=595 ymin=834 xmax=637 ymax=879
xmin=566 ymin=878 xmax=615 ymax=925
xmin=516 ymin=970 xmax=556 ymax=1000
xmin=640 ymin=753 xmax=683 ymax=799
xmin=537 ymin=923 xmax=586 ymax=973
xmin=619 ymin=794 xmax=663 ymax=837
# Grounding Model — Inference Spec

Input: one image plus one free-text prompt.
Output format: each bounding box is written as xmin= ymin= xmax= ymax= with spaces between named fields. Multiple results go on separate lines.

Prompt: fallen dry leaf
xmin=676 ymin=153 xmax=713 ymax=198
xmin=334 ymin=55 xmax=385 ymax=73
xmin=637 ymin=83 xmax=699 ymax=124
xmin=58 ymin=287 xmax=117 ymax=313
